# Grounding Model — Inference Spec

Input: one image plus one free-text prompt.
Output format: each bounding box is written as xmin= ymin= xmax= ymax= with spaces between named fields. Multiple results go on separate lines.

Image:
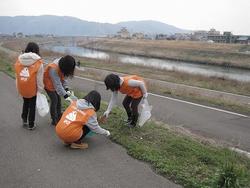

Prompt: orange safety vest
xmin=119 ymin=75 xmax=145 ymax=99
xmin=43 ymin=63 xmax=64 ymax=91
xmin=55 ymin=101 xmax=95 ymax=143
xmin=15 ymin=59 xmax=42 ymax=98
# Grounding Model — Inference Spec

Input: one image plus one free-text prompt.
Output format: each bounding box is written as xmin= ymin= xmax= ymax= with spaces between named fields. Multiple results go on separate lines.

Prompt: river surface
xmin=43 ymin=45 xmax=250 ymax=82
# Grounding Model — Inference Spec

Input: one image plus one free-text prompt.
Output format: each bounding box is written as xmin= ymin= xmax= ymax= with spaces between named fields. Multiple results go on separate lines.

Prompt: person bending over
xmin=103 ymin=74 xmax=148 ymax=128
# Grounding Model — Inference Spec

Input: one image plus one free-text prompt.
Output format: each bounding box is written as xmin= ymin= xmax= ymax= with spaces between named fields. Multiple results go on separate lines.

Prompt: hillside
xmin=0 ymin=15 xmax=186 ymax=36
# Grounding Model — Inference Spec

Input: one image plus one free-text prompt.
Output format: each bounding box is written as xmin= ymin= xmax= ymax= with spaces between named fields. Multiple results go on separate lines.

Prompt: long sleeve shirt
xmin=49 ymin=60 xmax=69 ymax=97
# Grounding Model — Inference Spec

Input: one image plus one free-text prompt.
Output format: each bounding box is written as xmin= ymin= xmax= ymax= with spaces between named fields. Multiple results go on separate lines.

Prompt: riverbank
xmin=80 ymin=38 xmax=250 ymax=70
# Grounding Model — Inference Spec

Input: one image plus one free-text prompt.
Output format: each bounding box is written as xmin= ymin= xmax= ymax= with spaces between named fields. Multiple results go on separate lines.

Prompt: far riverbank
xmin=80 ymin=38 xmax=250 ymax=70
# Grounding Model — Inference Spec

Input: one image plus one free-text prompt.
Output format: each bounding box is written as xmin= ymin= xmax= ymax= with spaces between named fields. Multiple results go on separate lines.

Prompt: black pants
xmin=22 ymin=96 xmax=37 ymax=126
xmin=46 ymin=90 xmax=62 ymax=125
xmin=75 ymin=126 xmax=90 ymax=143
xmin=122 ymin=95 xmax=142 ymax=126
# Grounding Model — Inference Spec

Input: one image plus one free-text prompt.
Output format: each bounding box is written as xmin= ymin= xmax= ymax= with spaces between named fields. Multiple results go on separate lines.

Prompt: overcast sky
xmin=1 ymin=0 xmax=250 ymax=35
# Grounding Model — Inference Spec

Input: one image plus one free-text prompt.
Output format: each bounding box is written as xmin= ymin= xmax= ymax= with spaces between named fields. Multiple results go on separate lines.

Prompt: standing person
xmin=43 ymin=55 xmax=76 ymax=126
xmin=103 ymin=74 xmax=148 ymax=128
xmin=56 ymin=90 xmax=110 ymax=149
xmin=15 ymin=42 xmax=44 ymax=130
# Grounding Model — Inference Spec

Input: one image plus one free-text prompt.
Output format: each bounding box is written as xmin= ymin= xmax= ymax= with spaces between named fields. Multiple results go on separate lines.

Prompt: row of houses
xmin=115 ymin=27 xmax=250 ymax=44
xmin=2 ymin=28 xmax=249 ymax=44
xmin=192 ymin=29 xmax=250 ymax=44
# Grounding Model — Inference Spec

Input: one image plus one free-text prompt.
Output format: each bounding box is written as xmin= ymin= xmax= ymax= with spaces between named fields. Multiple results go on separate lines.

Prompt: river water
xmin=43 ymin=45 xmax=250 ymax=82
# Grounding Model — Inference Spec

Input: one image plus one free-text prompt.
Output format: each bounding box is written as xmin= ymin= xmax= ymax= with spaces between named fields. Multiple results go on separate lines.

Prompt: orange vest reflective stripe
xmin=55 ymin=101 xmax=95 ymax=143
xmin=43 ymin=63 xmax=64 ymax=91
xmin=15 ymin=59 xmax=42 ymax=98
xmin=119 ymin=75 xmax=145 ymax=99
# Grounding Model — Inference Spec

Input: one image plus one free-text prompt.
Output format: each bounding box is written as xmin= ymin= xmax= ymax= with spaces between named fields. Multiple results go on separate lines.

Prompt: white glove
xmin=103 ymin=111 xmax=110 ymax=118
xmin=143 ymin=92 xmax=148 ymax=99
xmin=105 ymin=130 xmax=110 ymax=137
xmin=65 ymin=97 xmax=73 ymax=103
xmin=66 ymin=90 xmax=74 ymax=96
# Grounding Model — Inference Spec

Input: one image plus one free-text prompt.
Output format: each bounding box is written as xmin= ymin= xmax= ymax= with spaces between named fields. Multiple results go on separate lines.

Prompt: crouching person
xmin=55 ymin=90 xmax=110 ymax=149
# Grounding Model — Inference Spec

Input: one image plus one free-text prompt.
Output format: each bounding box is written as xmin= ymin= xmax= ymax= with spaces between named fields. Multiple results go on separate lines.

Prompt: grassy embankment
xmin=0 ymin=50 xmax=15 ymax=77
xmin=63 ymin=91 xmax=250 ymax=188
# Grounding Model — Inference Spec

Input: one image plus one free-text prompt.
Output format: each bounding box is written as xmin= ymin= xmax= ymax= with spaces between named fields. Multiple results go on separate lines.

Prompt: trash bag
xmin=138 ymin=99 xmax=152 ymax=127
xmin=36 ymin=92 xmax=49 ymax=117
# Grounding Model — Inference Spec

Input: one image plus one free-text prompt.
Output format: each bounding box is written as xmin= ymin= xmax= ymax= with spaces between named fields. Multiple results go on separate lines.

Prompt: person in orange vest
xmin=43 ymin=55 xmax=77 ymax=126
xmin=56 ymin=90 xmax=110 ymax=149
xmin=102 ymin=74 xmax=148 ymax=128
xmin=14 ymin=42 xmax=44 ymax=130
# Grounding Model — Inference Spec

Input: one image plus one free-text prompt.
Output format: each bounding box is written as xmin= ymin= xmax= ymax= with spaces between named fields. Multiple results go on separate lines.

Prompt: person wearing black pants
xmin=22 ymin=96 xmax=37 ymax=128
xmin=103 ymin=74 xmax=148 ymax=128
xmin=122 ymin=95 xmax=142 ymax=126
xmin=45 ymin=90 xmax=62 ymax=126
xmin=15 ymin=42 xmax=44 ymax=130
xmin=43 ymin=55 xmax=76 ymax=126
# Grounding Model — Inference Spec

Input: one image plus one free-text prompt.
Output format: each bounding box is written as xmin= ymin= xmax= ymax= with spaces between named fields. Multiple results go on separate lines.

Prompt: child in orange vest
xmin=43 ymin=55 xmax=77 ymax=126
xmin=15 ymin=42 xmax=44 ymax=130
xmin=56 ymin=90 xmax=110 ymax=149
xmin=103 ymin=74 xmax=148 ymax=127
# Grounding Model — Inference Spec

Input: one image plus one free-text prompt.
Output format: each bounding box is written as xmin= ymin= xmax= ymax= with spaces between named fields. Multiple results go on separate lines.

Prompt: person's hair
xmin=104 ymin=74 xmax=120 ymax=91
xmin=83 ymin=90 xmax=101 ymax=111
xmin=58 ymin=55 xmax=76 ymax=77
xmin=24 ymin=42 xmax=40 ymax=55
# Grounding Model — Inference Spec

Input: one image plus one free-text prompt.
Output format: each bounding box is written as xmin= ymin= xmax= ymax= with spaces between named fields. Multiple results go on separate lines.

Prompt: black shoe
xmin=127 ymin=122 xmax=136 ymax=128
xmin=124 ymin=117 xmax=132 ymax=125
xmin=28 ymin=124 xmax=36 ymax=130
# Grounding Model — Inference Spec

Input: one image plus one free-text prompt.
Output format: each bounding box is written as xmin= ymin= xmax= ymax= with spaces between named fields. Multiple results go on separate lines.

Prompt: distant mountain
xmin=0 ymin=15 xmax=187 ymax=36
xmin=117 ymin=20 xmax=186 ymax=34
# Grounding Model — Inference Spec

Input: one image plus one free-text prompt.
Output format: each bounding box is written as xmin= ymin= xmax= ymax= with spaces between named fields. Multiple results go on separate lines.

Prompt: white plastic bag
xmin=138 ymin=99 xmax=152 ymax=127
xmin=36 ymin=92 xmax=49 ymax=117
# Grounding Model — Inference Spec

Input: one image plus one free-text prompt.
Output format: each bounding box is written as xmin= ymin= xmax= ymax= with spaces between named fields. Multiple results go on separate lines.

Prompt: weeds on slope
xmin=63 ymin=92 xmax=250 ymax=188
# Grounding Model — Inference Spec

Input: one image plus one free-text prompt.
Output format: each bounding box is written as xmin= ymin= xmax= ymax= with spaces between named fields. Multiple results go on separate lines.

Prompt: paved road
xmin=0 ymin=72 xmax=181 ymax=188
xmin=70 ymin=76 xmax=250 ymax=152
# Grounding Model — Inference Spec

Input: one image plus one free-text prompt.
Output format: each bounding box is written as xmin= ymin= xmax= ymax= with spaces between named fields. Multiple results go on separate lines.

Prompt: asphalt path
xmin=0 ymin=72 xmax=181 ymax=188
xmin=70 ymin=76 xmax=250 ymax=152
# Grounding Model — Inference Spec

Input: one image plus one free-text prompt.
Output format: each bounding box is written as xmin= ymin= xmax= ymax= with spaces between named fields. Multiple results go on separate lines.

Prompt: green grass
xmin=0 ymin=51 xmax=15 ymax=78
xmin=66 ymin=92 xmax=250 ymax=188
xmin=102 ymin=107 xmax=250 ymax=188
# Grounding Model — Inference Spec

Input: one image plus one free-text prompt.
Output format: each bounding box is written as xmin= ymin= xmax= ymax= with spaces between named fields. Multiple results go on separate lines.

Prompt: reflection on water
xmin=43 ymin=45 xmax=250 ymax=82
xmin=119 ymin=56 xmax=250 ymax=82
xmin=45 ymin=46 xmax=109 ymax=59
